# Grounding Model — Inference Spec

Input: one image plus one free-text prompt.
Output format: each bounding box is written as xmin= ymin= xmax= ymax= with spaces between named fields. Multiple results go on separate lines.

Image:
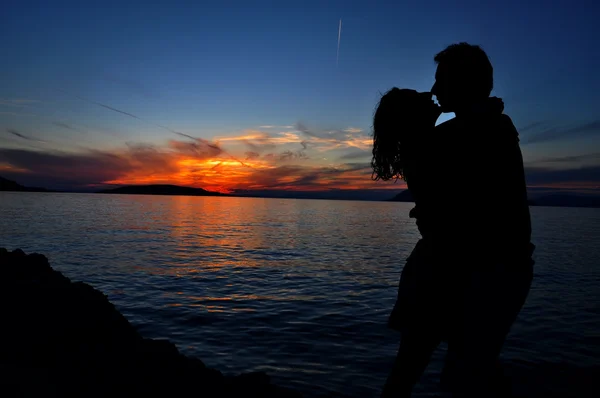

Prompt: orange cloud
xmin=0 ymin=124 xmax=400 ymax=192
xmin=3 ymin=119 xmax=598 ymax=196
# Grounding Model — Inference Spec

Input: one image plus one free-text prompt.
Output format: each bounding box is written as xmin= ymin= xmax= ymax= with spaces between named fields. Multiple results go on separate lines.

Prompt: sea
xmin=1 ymin=192 xmax=598 ymax=397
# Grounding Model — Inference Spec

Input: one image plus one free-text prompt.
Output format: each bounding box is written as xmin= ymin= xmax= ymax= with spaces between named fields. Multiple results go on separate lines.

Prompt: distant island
xmin=3 ymin=175 xmax=599 ymax=208
xmin=98 ymin=184 xmax=225 ymax=197
xmin=528 ymin=193 xmax=600 ymax=208
xmin=232 ymin=188 xmax=394 ymax=201
xmin=0 ymin=176 xmax=51 ymax=193
xmin=388 ymin=189 xmax=600 ymax=208
xmin=387 ymin=190 xmax=414 ymax=202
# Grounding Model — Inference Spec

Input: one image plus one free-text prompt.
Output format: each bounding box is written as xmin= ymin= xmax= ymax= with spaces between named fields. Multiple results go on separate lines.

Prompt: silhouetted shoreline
xmin=0 ymin=248 xmax=301 ymax=398
xmin=2 ymin=176 xmax=599 ymax=207
xmin=98 ymin=184 xmax=225 ymax=197
xmin=0 ymin=176 xmax=53 ymax=193
xmin=387 ymin=189 xmax=600 ymax=208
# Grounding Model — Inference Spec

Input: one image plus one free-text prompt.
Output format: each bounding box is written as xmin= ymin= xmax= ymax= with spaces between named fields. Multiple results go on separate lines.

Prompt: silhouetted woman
xmin=371 ymin=83 xmax=534 ymax=396
xmin=371 ymin=88 xmax=449 ymax=397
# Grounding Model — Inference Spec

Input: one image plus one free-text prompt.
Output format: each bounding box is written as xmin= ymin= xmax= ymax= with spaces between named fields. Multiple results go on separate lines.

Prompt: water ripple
xmin=1 ymin=192 xmax=599 ymax=397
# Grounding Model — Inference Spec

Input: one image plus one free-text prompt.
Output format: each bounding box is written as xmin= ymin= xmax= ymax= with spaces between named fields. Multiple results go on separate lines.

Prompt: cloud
xmin=214 ymin=130 xmax=315 ymax=165
xmin=0 ymin=99 xmax=39 ymax=107
xmin=201 ymin=125 xmax=368 ymax=164
xmin=0 ymin=148 xmax=131 ymax=185
xmin=0 ymin=137 xmax=224 ymax=189
xmin=339 ymin=149 xmax=371 ymax=160
xmin=258 ymin=125 xmax=294 ymax=129
xmin=7 ymin=110 xmax=597 ymax=194
xmin=124 ymin=143 xmax=180 ymax=174
xmin=171 ymin=132 xmax=254 ymax=168
xmin=0 ymin=116 xmax=380 ymax=192
xmin=241 ymin=133 xmax=278 ymax=153
xmin=528 ymin=152 xmax=600 ymax=165
xmin=5 ymin=134 xmax=598 ymax=194
xmin=217 ymin=130 xmax=302 ymax=153
xmin=295 ymin=122 xmax=371 ymax=151
xmin=168 ymin=138 xmax=223 ymax=158
xmin=5 ymin=129 xmax=47 ymax=143
xmin=57 ymin=90 xmax=297 ymax=169
xmin=344 ymin=127 xmax=363 ymax=134
xmin=0 ymin=135 xmax=378 ymax=192
xmin=518 ymin=121 xmax=546 ymax=134
xmin=525 ymin=165 xmax=600 ymax=186
xmin=230 ymin=161 xmax=374 ymax=191
xmin=52 ymin=121 xmax=88 ymax=134
xmin=0 ymin=130 xmax=280 ymax=191
xmin=0 ymin=111 xmax=38 ymax=118
xmin=277 ymin=141 xmax=309 ymax=161
xmin=521 ymin=120 xmax=600 ymax=144
xmin=279 ymin=149 xmax=308 ymax=161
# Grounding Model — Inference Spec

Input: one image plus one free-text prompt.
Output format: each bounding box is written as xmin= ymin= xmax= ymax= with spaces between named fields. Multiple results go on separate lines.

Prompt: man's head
xmin=431 ymin=43 xmax=493 ymax=112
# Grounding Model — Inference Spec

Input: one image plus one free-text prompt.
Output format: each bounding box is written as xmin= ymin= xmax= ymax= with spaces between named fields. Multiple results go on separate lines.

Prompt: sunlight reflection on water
xmin=1 ymin=192 xmax=599 ymax=397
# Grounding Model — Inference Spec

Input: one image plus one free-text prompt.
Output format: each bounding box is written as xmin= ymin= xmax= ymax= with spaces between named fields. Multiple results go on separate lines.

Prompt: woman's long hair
xmin=371 ymin=87 xmax=420 ymax=182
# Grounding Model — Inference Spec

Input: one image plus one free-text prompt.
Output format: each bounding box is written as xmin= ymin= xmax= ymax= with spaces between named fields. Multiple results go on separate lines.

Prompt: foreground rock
xmin=0 ymin=248 xmax=301 ymax=398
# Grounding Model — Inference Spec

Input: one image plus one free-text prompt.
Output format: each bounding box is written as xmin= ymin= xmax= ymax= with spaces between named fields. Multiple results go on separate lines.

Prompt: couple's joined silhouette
xmin=371 ymin=43 xmax=535 ymax=397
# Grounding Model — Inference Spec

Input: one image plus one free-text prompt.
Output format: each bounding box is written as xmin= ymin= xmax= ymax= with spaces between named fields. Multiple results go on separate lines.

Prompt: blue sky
xmin=1 ymin=0 xmax=599 ymax=192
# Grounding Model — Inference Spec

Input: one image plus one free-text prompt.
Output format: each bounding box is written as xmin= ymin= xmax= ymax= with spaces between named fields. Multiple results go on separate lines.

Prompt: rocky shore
xmin=0 ymin=248 xmax=301 ymax=397
xmin=2 ymin=248 xmax=598 ymax=397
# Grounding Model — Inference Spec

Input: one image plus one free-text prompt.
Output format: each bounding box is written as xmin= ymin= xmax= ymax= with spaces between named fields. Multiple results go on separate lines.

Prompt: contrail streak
xmin=57 ymin=88 xmax=252 ymax=168
xmin=58 ymin=89 xmax=143 ymax=121
xmin=337 ymin=18 xmax=342 ymax=67
xmin=6 ymin=128 xmax=47 ymax=143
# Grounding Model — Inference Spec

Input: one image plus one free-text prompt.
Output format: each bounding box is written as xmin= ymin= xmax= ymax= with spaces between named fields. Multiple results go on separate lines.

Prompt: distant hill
xmin=0 ymin=176 xmax=50 ymax=192
xmin=233 ymin=189 xmax=395 ymax=201
xmin=387 ymin=189 xmax=600 ymax=208
xmin=388 ymin=190 xmax=414 ymax=202
xmin=529 ymin=193 xmax=600 ymax=208
xmin=98 ymin=184 xmax=225 ymax=197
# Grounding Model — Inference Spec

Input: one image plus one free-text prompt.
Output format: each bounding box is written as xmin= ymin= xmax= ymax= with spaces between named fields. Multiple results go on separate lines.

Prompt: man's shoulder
xmin=435 ymin=117 xmax=460 ymax=132
xmin=434 ymin=113 xmax=517 ymax=132
xmin=498 ymin=113 xmax=517 ymax=129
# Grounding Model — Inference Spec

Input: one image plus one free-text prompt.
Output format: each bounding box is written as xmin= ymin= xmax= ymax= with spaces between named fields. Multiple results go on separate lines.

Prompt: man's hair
xmin=434 ymin=42 xmax=493 ymax=98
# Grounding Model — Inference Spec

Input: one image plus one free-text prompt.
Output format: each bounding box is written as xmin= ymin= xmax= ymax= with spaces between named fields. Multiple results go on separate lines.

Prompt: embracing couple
xmin=371 ymin=43 xmax=535 ymax=397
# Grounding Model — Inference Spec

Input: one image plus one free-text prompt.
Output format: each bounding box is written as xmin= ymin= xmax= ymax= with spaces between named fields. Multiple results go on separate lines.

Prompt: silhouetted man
xmin=428 ymin=43 xmax=535 ymax=396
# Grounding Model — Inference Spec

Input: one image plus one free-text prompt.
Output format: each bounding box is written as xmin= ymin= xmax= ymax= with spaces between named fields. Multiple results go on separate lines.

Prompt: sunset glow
xmin=1 ymin=1 xmax=598 ymax=194
xmin=0 ymin=124 xmax=396 ymax=193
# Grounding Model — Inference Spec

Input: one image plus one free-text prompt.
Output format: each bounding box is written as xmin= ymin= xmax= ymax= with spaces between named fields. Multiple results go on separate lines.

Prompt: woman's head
xmin=371 ymin=88 xmax=428 ymax=182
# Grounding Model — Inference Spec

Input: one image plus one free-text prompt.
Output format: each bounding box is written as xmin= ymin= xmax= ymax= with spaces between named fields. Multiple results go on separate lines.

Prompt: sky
xmin=1 ymin=0 xmax=599 ymax=194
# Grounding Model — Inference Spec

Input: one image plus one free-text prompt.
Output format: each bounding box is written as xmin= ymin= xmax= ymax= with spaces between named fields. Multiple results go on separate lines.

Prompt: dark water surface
xmin=1 ymin=192 xmax=598 ymax=397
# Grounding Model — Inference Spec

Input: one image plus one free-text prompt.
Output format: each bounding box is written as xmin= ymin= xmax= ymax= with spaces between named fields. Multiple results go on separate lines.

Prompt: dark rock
xmin=0 ymin=248 xmax=302 ymax=397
